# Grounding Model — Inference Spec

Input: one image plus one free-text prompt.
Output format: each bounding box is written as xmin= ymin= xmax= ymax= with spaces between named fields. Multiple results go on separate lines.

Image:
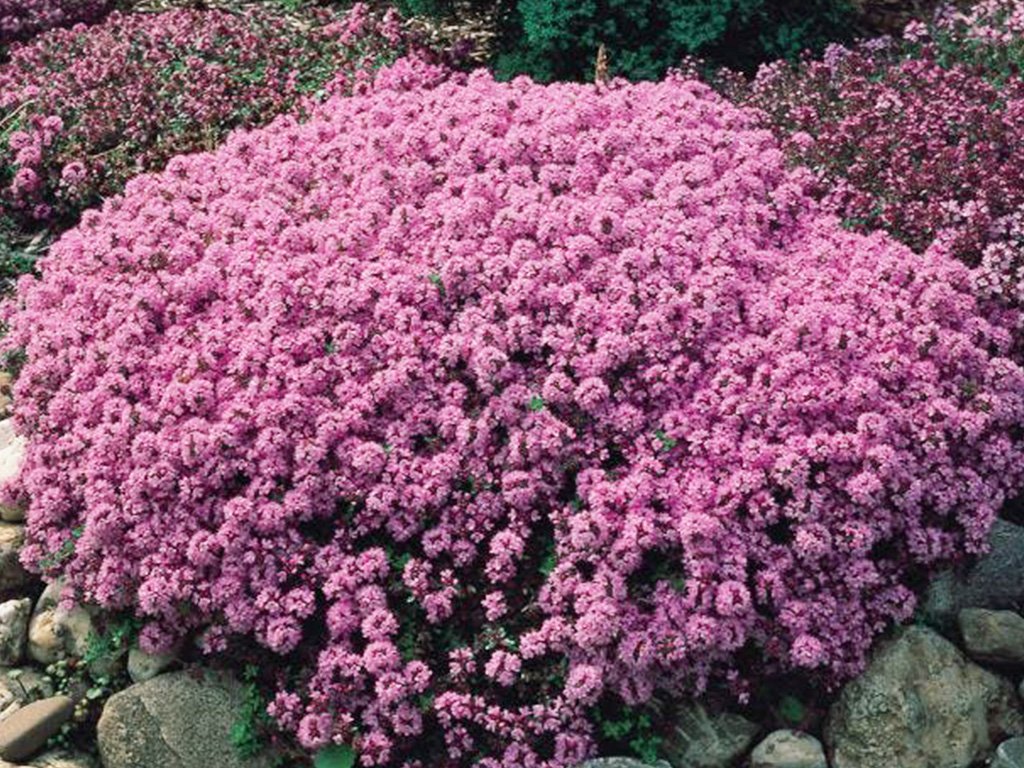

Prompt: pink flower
xmin=484 ymin=651 xmax=521 ymax=687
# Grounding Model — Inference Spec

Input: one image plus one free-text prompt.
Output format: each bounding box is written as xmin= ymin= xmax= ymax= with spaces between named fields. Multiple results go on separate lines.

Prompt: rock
xmin=97 ymin=669 xmax=273 ymax=768
xmin=921 ymin=520 xmax=1024 ymax=632
xmin=578 ymin=761 xmax=671 ymax=768
xmin=0 ymin=668 xmax=54 ymax=721
xmin=959 ymin=608 xmax=1024 ymax=666
xmin=0 ymin=526 xmax=29 ymax=595
xmin=0 ymin=696 xmax=73 ymax=763
xmin=824 ymin=626 xmax=1022 ymax=768
xmin=749 ymin=730 xmax=827 ymax=768
xmin=127 ymin=646 xmax=176 ymax=684
xmin=27 ymin=582 xmax=92 ymax=667
xmin=0 ymin=422 xmax=24 ymax=524
xmin=660 ymin=702 xmax=759 ymax=768
xmin=0 ymin=601 xmax=29 ymax=667
xmin=28 ymin=749 xmax=97 ymax=768
xmin=993 ymin=737 xmax=1024 ymax=768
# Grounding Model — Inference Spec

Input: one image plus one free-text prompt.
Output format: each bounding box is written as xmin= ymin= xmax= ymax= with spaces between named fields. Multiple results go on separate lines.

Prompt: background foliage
xmin=397 ymin=0 xmax=856 ymax=81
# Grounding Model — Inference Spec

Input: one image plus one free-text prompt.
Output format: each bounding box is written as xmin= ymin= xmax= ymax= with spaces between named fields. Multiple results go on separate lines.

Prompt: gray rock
xmin=0 ymin=601 xmax=30 ymax=667
xmin=0 ymin=421 xmax=24 ymax=525
xmin=921 ymin=520 xmax=1024 ymax=632
xmin=127 ymin=646 xmax=176 ymax=684
xmin=993 ymin=737 xmax=1024 ymax=768
xmin=0 ymin=696 xmax=74 ymax=762
xmin=750 ymin=730 xmax=827 ymax=768
xmin=824 ymin=625 xmax=1022 ymax=768
xmin=27 ymin=749 xmax=97 ymax=768
xmin=660 ymin=702 xmax=759 ymax=768
xmin=959 ymin=608 xmax=1024 ymax=666
xmin=97 ymin=669 xmax=273 ymax=768
xmin=27 ymin=582 xmax=92 ymax=667
xmin=0 ymin=526 xmax=30 ymax=595
xmin=578 ymin=761 xmax=671 ymax=768
xmin=0 ymin=668 xmax=54 ymax=722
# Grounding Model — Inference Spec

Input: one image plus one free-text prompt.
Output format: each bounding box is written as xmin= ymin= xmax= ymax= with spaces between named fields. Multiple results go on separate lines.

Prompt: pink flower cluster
xmin=731 ymin=33 xmax=1024 ymax=266
xmin=0 ymin=0 xmax=109 ymax=45
xmin=5 ymin=60 xmax=1024 ymax=766
xmin=722 ymin=1 xmax=1024 ymax=321
xmin=0 ymin=5 xmax=418 ymax=227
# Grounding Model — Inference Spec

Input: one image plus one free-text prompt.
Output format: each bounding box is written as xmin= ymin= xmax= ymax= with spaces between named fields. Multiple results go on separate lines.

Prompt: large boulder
xmin=824 ymin=626 xmax=1022 ymax=768
xmin=921 ymin=520 xmax=1024 ymax=632
xmin=660 ymin=702 xmax=759 ymax=768
xmin=97 ymin=670 xmax=272 ymax=768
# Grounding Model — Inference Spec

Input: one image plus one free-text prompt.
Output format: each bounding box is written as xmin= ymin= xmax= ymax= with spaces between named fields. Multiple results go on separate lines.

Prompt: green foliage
xmin=0 ymin=218 xmax=45 ymax=295
xmin=591 ymin=699 xmax=663 ymax=764
xmin=314 ymin=745 xmax=357 ymax=768
xmin=44 ymin=612 xmax=139 ymax=752
xmin=777 ymin=694 xmax=807 ymax=726
xmin=495 ymin=0 xmax=855 ymax=81
xmin=38 ymin=525 xmax=84 ymax=571
xmin=231 ymin=664 xmax=275 ymax=760
xmin=401 ymin=0 xmax=854 ymax=82
xmin=82 ymin=614 xmax=139 ymax=671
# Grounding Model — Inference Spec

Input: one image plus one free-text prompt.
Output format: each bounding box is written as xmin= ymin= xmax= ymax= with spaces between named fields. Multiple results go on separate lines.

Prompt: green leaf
xmin=427 ymin=272 xmax=445 ymax=293
xmin=527 ymin=394 xmax=545 ymax=412
xmin=778 ymin=694 xmax=806 ymax=725
xmin=314 ymin=745 xmax=357 ymax=768
xmin=654 ymin=429 xmax=677 ymax=451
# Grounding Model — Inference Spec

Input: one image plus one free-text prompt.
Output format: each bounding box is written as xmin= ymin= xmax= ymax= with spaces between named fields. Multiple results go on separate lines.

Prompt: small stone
xmin=0 ymin=601 xmax=30 ymax=667
xmin=28 ymin=749 xmax=97 ymax=768
xmin=993 ymin=737 xmax=1024 ymax=768
xmin=0 ymin=421 xmax=23 ymax=526
xmin=921 ymin=520 xmax=1024 ymax=633
xmin=127 ymin=646 xmax=176 ymax=683
xmin=0 ymin=668 xmax=54 ymax=722
xmin=825 ymin=626 xmax=1022 ymax=768
xmin=660 ymin=702 xmax=759 ymax=768
xmin=750 ymin=730 xmax=827 ymax=768
xmin=959 ymin=608 xmax=1024 ymax=666
xmin=0 ymin=526 xmax=29 ymax=596
xmin=0 ymin=696 xmax=74 ymax=762
xmin=27 ymin=582 xmax=93 ymax=666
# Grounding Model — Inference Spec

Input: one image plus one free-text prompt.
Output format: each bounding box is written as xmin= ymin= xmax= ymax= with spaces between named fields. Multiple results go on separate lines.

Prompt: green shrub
xmin=399 ymin=0 xmax=856 ymax=81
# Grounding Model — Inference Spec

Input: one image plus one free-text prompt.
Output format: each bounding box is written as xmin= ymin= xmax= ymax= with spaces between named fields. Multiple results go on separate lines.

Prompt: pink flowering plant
xmin=720 ymin=1 xmax=1024 ymax=319
xmin=0 ymin=0 xmax=112 ymax=46
xmin=5 ymin=58 xmax=1024 ymax=766
xmin=0 ymin=4 xmax=413 ymax=233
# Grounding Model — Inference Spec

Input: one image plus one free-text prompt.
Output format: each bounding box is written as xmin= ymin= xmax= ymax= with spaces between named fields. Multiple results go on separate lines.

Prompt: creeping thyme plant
xmin=4 ymin=54 xmax=1023 ymax=765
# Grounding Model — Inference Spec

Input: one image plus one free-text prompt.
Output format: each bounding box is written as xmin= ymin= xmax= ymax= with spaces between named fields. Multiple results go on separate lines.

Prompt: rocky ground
xmin=0 ymin=412 xmax=1020 ymax=768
